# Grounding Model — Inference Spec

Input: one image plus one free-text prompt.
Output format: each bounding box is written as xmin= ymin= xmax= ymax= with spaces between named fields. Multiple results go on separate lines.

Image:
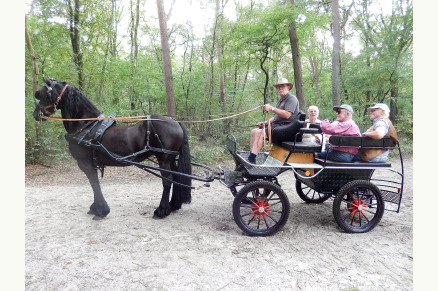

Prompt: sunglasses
xmin=336 ymin=110 xmax=343 ymax=114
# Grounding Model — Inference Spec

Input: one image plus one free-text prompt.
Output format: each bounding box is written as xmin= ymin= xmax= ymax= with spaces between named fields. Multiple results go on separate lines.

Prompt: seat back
xmin=271 ymin=119 xmax=304 ymax=144
xmin=329 ymin=136 xmax=394 ymax=148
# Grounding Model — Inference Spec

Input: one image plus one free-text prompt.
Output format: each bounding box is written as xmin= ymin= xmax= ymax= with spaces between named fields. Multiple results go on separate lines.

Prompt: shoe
xmin=247 ymin=152 xmax=256 ymax=164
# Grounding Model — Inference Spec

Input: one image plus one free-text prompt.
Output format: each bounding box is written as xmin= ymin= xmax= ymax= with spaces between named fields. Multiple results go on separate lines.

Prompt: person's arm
xmin=320 ymin=119 xmax=350 ymax=135
xmin=263 ymin=104 xmax=292 ymax=119
xmin=362 ymin=128 xmax=385 ymax=139
xmin=362 ymin=120 xmax=387 ymax=139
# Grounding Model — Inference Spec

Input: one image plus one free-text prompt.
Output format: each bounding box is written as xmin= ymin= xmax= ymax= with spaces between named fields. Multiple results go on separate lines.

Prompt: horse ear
xmin=43 ymin=76 xmax=51 ymax=85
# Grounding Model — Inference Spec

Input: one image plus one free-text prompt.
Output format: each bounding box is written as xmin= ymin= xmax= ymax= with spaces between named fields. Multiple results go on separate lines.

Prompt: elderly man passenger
xmin=247 ymin=77 xmax=300 ymax=164
xmin=354 ymin=103 xmax=398 ymax=163
xmin=316 ymin=104 xmax=360 ymax=162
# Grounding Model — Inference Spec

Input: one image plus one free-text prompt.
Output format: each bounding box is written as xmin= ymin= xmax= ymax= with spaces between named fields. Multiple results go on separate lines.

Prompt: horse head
xmin=33 ymin=76 xmax=68 ymax=121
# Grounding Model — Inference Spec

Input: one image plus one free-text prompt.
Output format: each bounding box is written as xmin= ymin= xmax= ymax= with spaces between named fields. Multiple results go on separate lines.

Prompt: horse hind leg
xmin=169 ymin=160 xmax=190 ymax=211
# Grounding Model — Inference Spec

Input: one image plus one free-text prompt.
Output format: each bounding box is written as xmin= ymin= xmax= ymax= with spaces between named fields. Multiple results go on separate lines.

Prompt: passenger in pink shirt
xmin=316 ymin=104 xmax=360 ymax=162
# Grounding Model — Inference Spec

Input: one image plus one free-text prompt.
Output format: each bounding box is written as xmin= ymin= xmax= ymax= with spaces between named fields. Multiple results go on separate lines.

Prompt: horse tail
xmin=171 ymin=122 xmax=192 ymax=206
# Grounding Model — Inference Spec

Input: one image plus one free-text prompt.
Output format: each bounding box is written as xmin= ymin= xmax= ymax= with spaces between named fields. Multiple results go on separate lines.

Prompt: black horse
xmin=33 ymin=76 xmax=192 ymax=219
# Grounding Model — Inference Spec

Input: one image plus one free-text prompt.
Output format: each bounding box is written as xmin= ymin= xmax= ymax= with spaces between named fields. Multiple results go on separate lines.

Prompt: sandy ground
xmin=25 ymin=157 xmax=413 ymax=291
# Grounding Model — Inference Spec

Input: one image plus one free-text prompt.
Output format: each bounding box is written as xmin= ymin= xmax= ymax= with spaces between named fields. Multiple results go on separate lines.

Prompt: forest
xmin=25 ymin=0 xmax=413 ymax=165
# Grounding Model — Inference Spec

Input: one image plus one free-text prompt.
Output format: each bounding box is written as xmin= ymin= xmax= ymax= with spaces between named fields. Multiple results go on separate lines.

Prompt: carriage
xmin=32 ymin=77 xmax=404 ymax=237
xmin=217 ymin=122 xmax=405 ymax=236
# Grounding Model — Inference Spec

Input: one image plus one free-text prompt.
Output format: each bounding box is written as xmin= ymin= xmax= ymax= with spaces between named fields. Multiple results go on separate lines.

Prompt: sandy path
xmin=25 ymin=158 xmax=412 ymax=290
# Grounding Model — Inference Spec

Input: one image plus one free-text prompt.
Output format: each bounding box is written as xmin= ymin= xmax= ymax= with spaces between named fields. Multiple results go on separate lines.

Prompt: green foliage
xmin=25 ymin=0 xmax=413 ymax=165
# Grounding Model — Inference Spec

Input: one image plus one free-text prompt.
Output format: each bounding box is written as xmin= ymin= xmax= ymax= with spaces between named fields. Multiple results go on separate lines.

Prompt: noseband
xmin=40 ymin=82 xmax=69 ymax=115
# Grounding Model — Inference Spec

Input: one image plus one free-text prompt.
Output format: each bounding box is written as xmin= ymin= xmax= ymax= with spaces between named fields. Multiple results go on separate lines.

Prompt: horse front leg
xmin=153 ymin=173 xmax=172 ymax=218
xmin=77 ymin=160 xmax=110 ymax=219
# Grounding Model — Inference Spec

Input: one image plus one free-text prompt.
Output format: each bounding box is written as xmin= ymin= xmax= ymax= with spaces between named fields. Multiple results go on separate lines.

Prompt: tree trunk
xmin=67 ymin=0 xmax=84 ymax=91
xmin=25 ymin=16 xmax=39 ymax=93
xmin=331 ymin=0 xmax=341 ymax=106
xmin=308 ymin=55 xmax=322 ymax=99
xmin=288 ymin=0 xmax=305 ymax=111
xmin=130 ymin=0 xmax=140 ymax=110
xmin=156 ymin=0 xmax=176 ymax=116
xmin=216 ymin=0 xmax=226 ymax=112
xmin=260 ymin=47 xmax=269 ymax=105
xmin=389 ymin=73 xmax=398 ymax=122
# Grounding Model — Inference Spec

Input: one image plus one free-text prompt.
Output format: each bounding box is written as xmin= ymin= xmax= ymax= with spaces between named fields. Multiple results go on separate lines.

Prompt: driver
xmin=247 ymin=78 xmax=300 ymax=164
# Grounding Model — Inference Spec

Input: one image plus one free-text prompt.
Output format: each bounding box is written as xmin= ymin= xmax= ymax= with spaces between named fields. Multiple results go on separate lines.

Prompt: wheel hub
xmin=349 ymin=198 xmax=369 ymax=216
xmin=250 ymin=199 xmax=271 ymax=220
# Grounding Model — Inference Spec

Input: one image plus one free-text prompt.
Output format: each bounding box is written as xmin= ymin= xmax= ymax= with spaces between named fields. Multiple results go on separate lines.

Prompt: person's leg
xmin=316 ymin=151 xmax=327 ymax=159
xmin=352 ymin=151 xmax=362 ymax=162
xmin=251 ymin=130 xmax=265 ymax=154
xmin=248 ymin=128 xmax=264 ymax=163
xmin=326 ymin=150 xmax=354 ymax=162
xmin=367 ymin=155 xmax=387 ymax=163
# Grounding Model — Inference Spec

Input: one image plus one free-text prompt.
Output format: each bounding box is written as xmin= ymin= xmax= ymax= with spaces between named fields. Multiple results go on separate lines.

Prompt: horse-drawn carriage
xmin=217 ymin=121 xmax=404 ymax=236
xmin=32 ymin=77 xmax=404 ymax=237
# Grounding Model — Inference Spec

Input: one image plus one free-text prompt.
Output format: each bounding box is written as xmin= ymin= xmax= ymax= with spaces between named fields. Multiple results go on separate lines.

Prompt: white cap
xmin=367 ymin=103 xmax=390 ymax=113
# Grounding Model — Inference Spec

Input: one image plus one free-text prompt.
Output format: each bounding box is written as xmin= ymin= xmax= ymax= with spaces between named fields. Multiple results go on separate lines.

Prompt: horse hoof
xmin=92 ymin=215 xmax=105 ymax=221
xmin=87 ymin=209 xmax=96 ymax=215
xmin=153 ymin=208 xmax=171 ymax=218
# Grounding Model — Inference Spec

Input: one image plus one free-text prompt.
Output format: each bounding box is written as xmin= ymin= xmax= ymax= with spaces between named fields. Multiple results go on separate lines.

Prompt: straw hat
xmin=273 ymin=77 xmax=293 ymax=89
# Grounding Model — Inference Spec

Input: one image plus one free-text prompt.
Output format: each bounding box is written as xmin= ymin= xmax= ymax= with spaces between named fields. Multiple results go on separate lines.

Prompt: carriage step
xmin=218 ymin=165 xmax=242 ymax=187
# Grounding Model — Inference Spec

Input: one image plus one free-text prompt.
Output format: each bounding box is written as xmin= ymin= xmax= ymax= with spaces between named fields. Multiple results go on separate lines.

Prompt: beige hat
xmin=273 ymin=77 xmax=293 ymax=89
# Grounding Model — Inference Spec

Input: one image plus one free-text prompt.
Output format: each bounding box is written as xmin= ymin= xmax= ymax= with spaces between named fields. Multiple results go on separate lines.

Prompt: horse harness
xmin=65 ymin=115 xmax=180 ymax=177
xmin=39 ymin=81 xmax=69 ymax=115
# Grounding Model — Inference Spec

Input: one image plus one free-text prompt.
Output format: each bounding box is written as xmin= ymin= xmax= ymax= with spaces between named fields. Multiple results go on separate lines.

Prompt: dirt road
xmin=25 ymin=158 xmax=413 ymax=290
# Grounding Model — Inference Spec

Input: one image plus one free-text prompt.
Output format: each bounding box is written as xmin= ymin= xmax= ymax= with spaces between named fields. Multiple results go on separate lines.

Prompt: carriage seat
xmin=278 ymin=124 xmax=323 ymax=153
xmin=270 ymin=113 xmax=306 ymax=144
xmin=281 ymin=140 xmax=322 ymax=153
xmin=315 ymin=136 xmax=396 ymax=167
xmin=314 ymin=158 xmax=391 ymax=168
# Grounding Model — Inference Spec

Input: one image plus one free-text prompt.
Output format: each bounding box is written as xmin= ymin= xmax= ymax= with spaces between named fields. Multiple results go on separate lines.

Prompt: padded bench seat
xmin=281 ymin=141 xmax=322 ymax=153
xmin=314 ymin=158 xmax=391 ymax=168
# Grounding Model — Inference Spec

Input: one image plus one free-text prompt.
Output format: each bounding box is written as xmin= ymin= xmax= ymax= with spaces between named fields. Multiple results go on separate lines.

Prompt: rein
xmin=38 ymin=105 xmax=263 ymax=123
xmin=262 ymin=111 xmax=272 ymax=151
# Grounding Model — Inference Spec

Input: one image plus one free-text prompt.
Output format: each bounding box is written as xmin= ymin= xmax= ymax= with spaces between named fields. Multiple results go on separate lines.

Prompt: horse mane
xmin=62 ymin=83 xmax=101 ymax=118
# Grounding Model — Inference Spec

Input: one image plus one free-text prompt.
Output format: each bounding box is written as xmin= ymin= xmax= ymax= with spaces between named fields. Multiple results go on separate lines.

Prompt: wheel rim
xmin=301 ymin=184 xmax=323 ymax=200
xmin=237 ymin=187 xmax=286 ymax=234
xmin=339 ymin=187 xmax=380 ymax=229
xmin=296 ymin=180 xmax=330 ymax=203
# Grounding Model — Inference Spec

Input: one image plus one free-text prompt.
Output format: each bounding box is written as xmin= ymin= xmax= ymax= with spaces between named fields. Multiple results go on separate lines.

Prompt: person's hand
xmin=263 ymin=104 xmax=273 ymax=112
xmin=314 ymin=135 xmax=321 ymax=143
xmin=257 ymin=121 xmax=265 ymax=128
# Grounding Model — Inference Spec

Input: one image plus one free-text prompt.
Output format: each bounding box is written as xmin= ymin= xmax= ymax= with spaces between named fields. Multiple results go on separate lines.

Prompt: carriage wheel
xmin=332 ymin=180 xmax=384 ymax=233
xmin=232 ymin=181 xmax=290 ymax=236
xmin=295 ymin=180 xmax=331 ymax=203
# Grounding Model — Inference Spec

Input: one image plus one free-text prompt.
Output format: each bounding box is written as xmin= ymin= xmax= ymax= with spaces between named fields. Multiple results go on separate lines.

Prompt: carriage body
xmin=219 ymin=126 xmax=404 ymax=236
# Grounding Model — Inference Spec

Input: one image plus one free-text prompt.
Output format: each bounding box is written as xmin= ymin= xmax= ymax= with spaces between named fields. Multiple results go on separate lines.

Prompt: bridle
xmin=39 ymin=81 xmax=69 ymax=116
